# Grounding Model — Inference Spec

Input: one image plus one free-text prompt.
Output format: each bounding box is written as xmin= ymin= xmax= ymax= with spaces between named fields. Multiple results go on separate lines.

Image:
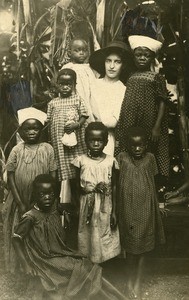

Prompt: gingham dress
xmin=47 ymin=93 xmax=88 ymax=181
xmin=117 ymin=71 xmax=169 ymax=177
xmin=117 ymin=151 xmax=165 ymax=255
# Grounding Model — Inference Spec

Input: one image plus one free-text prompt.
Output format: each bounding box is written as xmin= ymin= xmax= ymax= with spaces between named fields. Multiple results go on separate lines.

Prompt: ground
xmin=1 ymin=205 xmax=189 ymax=300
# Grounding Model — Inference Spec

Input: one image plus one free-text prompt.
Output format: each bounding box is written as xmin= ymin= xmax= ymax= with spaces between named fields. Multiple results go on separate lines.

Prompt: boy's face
xmin=134 ymin=47 xmax=154 ymax=71
xmin=36 ymin=182 xmax=55 ymax=211
xmin=70 ymin=40 xmax=88 ymax=64
xmin=86 ymin=130 xmax=107 ymax=157
xmin=128 ymin=135 xmax=147 ymax=159
xmin=57 ymin=74 xmax=74 ymax=97
xmin=20 ymin=119 xmax=42 ymax=144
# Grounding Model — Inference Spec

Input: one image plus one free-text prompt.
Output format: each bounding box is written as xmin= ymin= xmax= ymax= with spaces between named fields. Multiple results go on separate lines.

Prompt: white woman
xmin=89 ymin=41 xmax=133 ymax=155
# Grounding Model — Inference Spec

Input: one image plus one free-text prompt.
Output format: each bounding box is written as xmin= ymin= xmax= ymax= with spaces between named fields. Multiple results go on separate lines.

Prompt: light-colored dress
xmin=72 ymin=154 xmax=121 ymax=263
xmin=62 ymin=62 xmax=98 ymax=122
xmin=3 ymin=142 xmax=57 ymax=272
xmin=117 ymin=151 xmax=165 ymax=255
xmin=47 ymin=93 xmax=88 ymax=181
xmin=92 ymin=78 xmax=126 ymax=155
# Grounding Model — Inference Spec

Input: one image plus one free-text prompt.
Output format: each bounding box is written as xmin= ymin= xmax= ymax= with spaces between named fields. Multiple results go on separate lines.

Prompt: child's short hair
xmin=69 ymin=38 xmax=88 ymax=50
xmin=57 ymin=68 xmax=77 ymax=85
xmin=85 ymin=122 xmax=108 ymax=142
xmin=126 ymin=126 xmax=148 ymax=145
xmin=32 ymin=174 xmax=57 ymax=196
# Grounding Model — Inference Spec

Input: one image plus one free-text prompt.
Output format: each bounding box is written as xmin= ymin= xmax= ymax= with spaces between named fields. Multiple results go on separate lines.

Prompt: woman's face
xmin=105 ymin=53 xmax=123 ymax=80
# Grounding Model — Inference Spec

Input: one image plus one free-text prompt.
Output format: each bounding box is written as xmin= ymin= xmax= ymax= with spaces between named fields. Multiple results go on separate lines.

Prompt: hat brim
xmin=89 ymin=44 xmax=132 ymax=75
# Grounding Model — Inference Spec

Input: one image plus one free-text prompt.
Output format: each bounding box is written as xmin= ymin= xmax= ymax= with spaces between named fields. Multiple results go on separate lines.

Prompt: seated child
xmin=12 ymin=174 xmax=126 ymax=300
xmin=62 ymin=38 xmax=98 ymax=122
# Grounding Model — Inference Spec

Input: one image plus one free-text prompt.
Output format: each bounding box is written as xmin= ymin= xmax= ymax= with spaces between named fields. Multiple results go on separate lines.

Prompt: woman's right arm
xmin=8 ymin=171 xmax=26 ymax=214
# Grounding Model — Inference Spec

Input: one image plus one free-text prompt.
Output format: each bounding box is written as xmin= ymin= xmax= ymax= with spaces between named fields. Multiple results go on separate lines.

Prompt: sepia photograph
xmin=0 ymin=0 xmax=189 ymax=299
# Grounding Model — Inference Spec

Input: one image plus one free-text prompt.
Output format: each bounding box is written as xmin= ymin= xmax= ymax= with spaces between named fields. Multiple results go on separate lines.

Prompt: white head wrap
xmin=128 ymin=35 xmax=162 ymax=53
xmin=17 ymin=107 xmax=47 ymax=126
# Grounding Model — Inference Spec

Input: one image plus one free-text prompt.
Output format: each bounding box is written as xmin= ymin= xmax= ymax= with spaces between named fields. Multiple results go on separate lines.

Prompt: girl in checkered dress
xmin=47 ymin=69 xmax=88 ymax=202
xmin=117 ymin=127 xmax=165 ymax=299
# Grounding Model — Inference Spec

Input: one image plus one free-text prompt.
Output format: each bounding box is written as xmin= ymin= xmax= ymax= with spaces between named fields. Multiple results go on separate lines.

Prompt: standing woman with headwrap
xmin=117 ymin=35 xmax=169 ymax=180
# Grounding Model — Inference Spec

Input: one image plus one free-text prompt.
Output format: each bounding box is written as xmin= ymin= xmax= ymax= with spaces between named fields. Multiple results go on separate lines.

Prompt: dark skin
xmin=134 ymin=47 xmax=166 ymax=143
xmin=73 ymin=129 xmax=118 ymax=229
xmin=12 ymin=182 xmax=56 ymax=276
xmin=56 ymin=74 xmax=87 ymax=134
xmin=8 ymin=119 xmax=57 ymax=215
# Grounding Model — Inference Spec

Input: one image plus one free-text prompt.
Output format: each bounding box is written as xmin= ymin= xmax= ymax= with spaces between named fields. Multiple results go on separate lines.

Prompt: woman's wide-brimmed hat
xmin=89 ymin=40 xmax=132 ymax=75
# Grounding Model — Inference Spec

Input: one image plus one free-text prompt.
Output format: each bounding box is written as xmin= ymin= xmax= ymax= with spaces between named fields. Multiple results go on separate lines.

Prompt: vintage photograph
xmin=0 ymin=0 xmax=189 ymax=299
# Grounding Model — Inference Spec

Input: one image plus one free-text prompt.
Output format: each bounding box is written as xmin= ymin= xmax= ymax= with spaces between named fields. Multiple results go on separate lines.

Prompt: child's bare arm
xmin=8 ymin=171 xmax=26 ymax=214
xmin=152 ymin=99 xmax=166 ymax=142
xmin=110 ymin=163 xmax=119 ymax=229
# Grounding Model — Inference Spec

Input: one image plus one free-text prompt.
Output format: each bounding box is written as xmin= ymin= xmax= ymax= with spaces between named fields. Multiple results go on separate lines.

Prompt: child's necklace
xmin=87 ymin=150 xmax=105 ymax=162
xmin=23 ymin=144 xmax=40 ymax=164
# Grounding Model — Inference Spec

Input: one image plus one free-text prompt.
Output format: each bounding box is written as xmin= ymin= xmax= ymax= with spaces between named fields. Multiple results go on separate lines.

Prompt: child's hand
xmin=110 ymin=212 xmax=117 ymax=230
xmin=164 ymin=190 xmax=179 ymax=200
xmin=65 ymin=122 xmax=79 ymax=134
xmin=95 ymin=182 xmax=107 ymax=194
xmin=151 ymin=126 xmax=161 ymax=142
xmin=159 ymin=207 xmax=169 ymax=217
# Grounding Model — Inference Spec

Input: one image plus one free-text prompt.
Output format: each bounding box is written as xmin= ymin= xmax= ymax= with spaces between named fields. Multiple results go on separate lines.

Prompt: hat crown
xmin=106 ymin=40 xmax=130 ymax=52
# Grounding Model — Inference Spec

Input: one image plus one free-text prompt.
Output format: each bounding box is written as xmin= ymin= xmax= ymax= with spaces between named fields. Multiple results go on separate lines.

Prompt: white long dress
xmin=92 ymin=78 xmax=126 ymax=155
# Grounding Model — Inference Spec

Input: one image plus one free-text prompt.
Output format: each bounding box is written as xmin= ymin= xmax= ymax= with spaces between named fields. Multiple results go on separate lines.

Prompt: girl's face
xmin=128 ymin=135 xmax=147 ymax=159
xmin=86 ymin=130 xmax=107 ymax=157
xmin=105 ymin=53 xmax=123 ymax=80
xmin=57 ymin=74 xmax=74 ymax=98
xmin=70 ymin=40 xmax=88 ymax=64
xmin=36 ymin=182 xmax=55 ymax=211
xmin=20 ymin=119 xmax=42 ymax=144
xmin=134 ymin=47 xmax=154 ymax=71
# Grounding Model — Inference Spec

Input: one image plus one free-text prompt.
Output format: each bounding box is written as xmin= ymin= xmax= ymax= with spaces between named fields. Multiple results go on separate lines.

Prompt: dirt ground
xmin=1 ymin=212 xmax=189 ymax=300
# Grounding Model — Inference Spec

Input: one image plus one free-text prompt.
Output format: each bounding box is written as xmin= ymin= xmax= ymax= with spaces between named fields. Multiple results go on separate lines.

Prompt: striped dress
xmin=47 ymin=93 xmax=88 ymax=181
xmin=3 ymin=142 xmax=57 ymax=272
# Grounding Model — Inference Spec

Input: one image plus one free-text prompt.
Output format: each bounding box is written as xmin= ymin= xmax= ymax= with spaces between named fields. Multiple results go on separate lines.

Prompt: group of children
xmin=2 ymin=34 xmax=172 ymax=300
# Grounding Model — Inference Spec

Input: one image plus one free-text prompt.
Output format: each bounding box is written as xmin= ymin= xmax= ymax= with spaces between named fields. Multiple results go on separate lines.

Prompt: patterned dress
xmin=117 ymin=71 xmax=169 ymax=177
xmin=3 ymin=142 xmax=57 ymax=272
xmin=72 ymin=154 xmax=121 ymax=263
xmin=47 ymin=93 xmax=88 ymax=181
xmin=117 ymin=152 xmax=165 ymax=255
xmin=13 ymin=205 xmax=126 ymax=300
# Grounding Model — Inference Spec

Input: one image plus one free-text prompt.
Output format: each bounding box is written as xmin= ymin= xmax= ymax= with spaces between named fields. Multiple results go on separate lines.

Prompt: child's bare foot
xmin=126 ymin=280 xmax=138 ymax=299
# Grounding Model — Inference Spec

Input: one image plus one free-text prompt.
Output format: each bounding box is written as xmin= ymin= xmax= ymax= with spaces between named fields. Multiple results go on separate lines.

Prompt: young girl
xmin=47 ymin=68 xmax=88 ymax=203
xmin=12 ymin=174 xmax=126 ymax=300
xmin=117 ymin=127 xmax=165 ymax=299
xmin=117 ymin=35 xmax=169 ymax=179
xmin=3 ymin=107 xmax=57 ymax=272
xmin=62 ymin=38 xmax=98 ymax=122
xmin=71 ymin=122 xmax=120 ymax=263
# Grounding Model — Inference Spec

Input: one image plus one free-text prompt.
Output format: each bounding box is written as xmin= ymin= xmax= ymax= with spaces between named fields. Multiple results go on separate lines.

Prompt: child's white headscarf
xmin=128 ymin=35 xmax=162 ymax=72
xmin=17 ymin=107 xmax=47 ymax=126
xmin=128 ymin=35 xmax=162 ymax=53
